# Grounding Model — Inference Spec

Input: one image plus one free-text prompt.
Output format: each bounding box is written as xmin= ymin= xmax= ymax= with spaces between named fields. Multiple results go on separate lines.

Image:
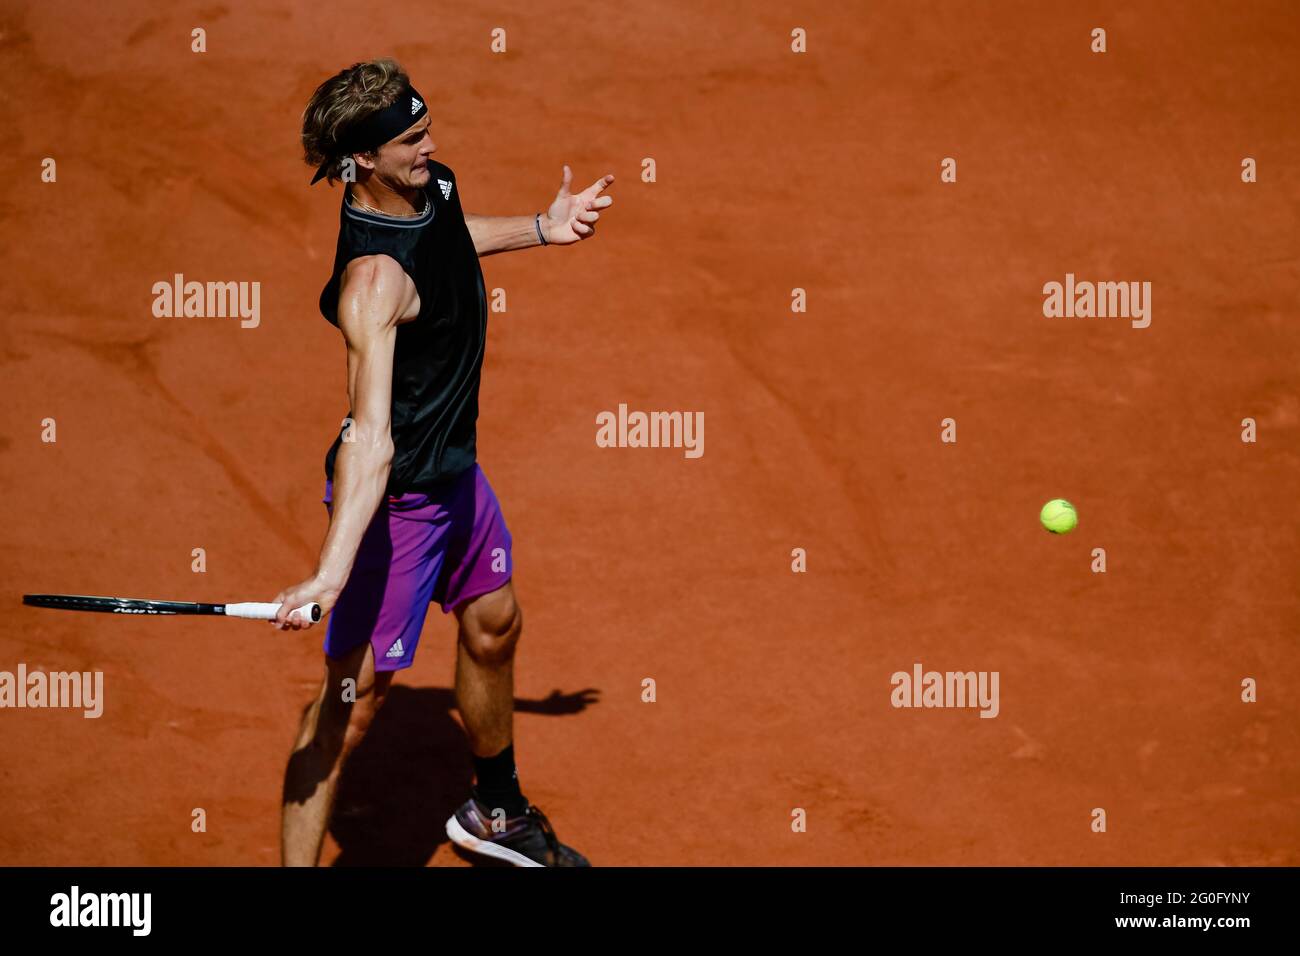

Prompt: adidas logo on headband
xmin=411 ymin=96 xmax=423 ymax=114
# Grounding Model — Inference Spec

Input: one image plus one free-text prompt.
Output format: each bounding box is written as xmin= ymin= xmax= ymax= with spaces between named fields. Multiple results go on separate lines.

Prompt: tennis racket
xmin=22 ymin=593 xmax=321 ymax=622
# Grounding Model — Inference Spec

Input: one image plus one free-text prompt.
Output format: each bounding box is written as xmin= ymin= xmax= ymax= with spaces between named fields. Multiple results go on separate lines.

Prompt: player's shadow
xmin=328 ymin=685 xmax=599 ymax=866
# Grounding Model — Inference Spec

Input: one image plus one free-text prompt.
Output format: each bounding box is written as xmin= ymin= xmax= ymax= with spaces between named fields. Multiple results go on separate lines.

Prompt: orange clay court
xmin=1 ymin=0 xmax=1298 ymax=866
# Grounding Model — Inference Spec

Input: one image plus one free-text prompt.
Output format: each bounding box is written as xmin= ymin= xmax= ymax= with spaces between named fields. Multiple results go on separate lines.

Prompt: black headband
xmin=310 ymin=83 xmax=428 ymax=184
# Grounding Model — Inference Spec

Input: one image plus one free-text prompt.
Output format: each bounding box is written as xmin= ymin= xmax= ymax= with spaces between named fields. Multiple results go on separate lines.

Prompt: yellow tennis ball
xmin=1040 ymin=498 xmax=1078 ymax=534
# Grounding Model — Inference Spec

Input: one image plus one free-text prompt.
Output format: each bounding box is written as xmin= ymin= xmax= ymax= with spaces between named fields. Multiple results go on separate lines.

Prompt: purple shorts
xmin=322 ymin=464 xmax=513 ymax=671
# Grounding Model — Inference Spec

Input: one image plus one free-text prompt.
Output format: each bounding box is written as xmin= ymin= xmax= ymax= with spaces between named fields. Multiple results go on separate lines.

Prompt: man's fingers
xmin=573 ymin=221 xmax=594 ymax=237
xmin=588 ymin=174 xmax=614 ymax=195
xmin=588 ymin=195 xmax=613 ymax=210
xmin=557 ymin=164 xmax=573 ymax=197
xmin=577 ymin=210 xmax=599 ymax=224
xmin=272 ymin=593 xmax=303 ymax=629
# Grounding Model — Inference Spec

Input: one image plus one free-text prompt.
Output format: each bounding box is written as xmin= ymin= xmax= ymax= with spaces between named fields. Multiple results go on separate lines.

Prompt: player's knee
xmin=307 ymin=708 xmax=347 ymax=759
xmin=311 ymin=676 xmax=384 ymax=750
xmin=316 ymin=690 xmax=382 ymax=761
xmin=339 ymin=709 xmax=374 ymax=758
xmin=460 ymin=594 xmax=521 ymax=667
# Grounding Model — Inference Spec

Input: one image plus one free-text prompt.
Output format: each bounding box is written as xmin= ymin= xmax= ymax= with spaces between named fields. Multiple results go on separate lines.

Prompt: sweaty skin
xmin=272 ymin=255 xmax=417 ymax=623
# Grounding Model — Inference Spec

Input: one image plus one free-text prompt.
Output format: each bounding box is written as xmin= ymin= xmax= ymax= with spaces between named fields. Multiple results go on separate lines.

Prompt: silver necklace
xmin=349 ymin=190 xmax=427 ymax=218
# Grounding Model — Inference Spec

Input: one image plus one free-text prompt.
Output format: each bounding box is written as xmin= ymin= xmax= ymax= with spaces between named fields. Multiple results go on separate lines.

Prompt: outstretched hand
xmin=543 ymin=166 xmax=614 ymax=245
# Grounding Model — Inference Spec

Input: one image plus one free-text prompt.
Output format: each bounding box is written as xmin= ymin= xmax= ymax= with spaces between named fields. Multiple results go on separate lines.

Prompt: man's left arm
xmin=465 ymin=166 xmax=614 ymax=257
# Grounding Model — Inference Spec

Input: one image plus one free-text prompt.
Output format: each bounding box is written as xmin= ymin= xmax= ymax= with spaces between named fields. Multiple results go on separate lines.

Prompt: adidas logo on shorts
xmin=386 ymin=639 xmax=405 ymax=659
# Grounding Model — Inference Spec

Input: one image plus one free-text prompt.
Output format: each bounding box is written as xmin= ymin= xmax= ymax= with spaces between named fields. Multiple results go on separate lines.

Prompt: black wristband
xmin=535 ymin=213 xmax=548 ymax=246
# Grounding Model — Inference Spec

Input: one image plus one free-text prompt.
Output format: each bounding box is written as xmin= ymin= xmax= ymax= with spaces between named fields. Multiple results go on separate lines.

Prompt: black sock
xmin=472 ymin=744 xmax=527 ymax=817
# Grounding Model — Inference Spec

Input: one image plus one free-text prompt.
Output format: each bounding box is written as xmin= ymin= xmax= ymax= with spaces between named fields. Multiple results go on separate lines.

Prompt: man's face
xmin=365 ymin=115 xmax=436 ymax=189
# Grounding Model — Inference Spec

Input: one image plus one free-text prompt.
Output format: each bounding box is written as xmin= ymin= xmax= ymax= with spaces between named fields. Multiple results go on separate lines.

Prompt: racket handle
xmin=225 ymin=602 xmax=322 ymax=623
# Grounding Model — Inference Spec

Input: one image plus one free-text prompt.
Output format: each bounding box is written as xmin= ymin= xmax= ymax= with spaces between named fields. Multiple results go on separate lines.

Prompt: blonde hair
xmin=301 ymin=58 xmax=410 ymax=185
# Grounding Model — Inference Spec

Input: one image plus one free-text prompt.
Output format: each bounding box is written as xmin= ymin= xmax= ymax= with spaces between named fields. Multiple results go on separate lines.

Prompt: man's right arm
xmin=271 ymin=255 xmax=416 ymax=629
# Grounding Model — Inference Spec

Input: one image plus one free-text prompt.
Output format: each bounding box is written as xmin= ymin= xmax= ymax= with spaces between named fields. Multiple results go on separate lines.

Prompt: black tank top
xmin=319 ymin=160 xmax=488 ymax=494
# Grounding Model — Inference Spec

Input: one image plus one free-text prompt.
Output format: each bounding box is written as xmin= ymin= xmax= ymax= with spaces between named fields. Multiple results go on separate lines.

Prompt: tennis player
xmin=273 ymin=58 xmax=611 ymax=867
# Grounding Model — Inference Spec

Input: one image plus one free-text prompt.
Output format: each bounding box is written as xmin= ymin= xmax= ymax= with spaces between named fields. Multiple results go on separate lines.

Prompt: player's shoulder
xmin=336 ymin=254 xmax=416 ymax=332
xmin=339 ymin=253 xmax=411 ymax=305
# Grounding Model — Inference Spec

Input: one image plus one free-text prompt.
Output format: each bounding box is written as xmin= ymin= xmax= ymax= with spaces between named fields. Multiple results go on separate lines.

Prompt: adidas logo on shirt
xmin=386 ymin=639 xmax=405 ymax=659
xmin=438 ymin=179 xmax=453 ymax=200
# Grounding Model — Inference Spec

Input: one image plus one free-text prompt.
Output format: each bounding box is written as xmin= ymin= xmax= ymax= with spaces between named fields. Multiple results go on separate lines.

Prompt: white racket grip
xmin=225 ymin=601 xmax=322 ymax=623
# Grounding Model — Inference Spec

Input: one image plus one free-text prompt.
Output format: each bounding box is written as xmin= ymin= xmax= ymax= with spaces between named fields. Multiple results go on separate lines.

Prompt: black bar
xmin=0 ymin=867 xmax=1289 ymax=941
